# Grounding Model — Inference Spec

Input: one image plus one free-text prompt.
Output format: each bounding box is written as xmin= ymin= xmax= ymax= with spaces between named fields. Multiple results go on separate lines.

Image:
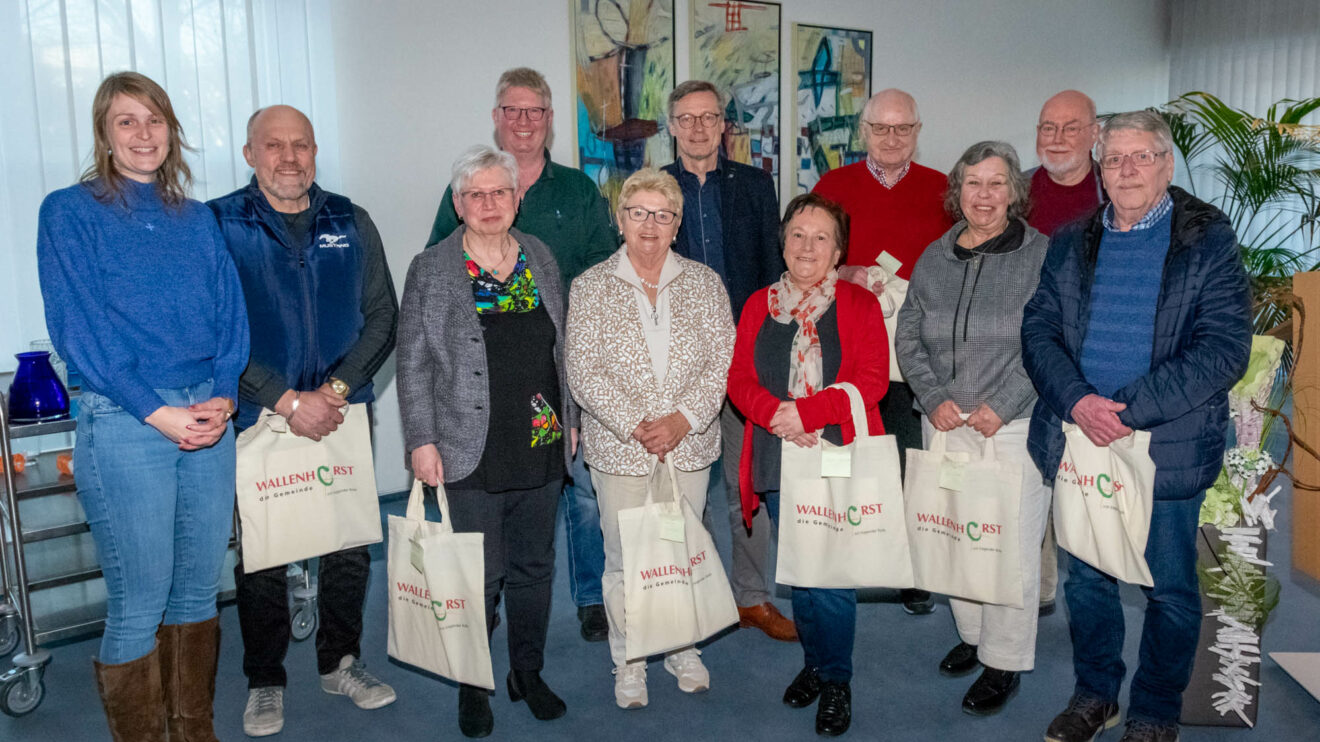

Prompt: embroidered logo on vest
xmin=317 ymin=233 xmax=350 ymax=248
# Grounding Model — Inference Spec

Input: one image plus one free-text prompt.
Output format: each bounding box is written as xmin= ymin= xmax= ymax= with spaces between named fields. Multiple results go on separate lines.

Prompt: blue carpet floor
xmin=3 ymin=476 xmax=1318 ymax=741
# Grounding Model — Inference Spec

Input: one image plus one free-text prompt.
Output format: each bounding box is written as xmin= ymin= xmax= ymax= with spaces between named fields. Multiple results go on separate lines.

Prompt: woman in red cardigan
xmin=727 ymin=192 xmax=889 ymax=737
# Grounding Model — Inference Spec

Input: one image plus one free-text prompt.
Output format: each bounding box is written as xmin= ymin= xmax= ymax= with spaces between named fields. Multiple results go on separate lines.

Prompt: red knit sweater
xmin=812 ymin=161 xmax=952 ymax=280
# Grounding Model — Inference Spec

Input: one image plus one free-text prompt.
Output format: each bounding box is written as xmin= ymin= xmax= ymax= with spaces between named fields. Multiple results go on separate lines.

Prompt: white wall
xmin=329 ymin=0 xmax=1172 ymax=495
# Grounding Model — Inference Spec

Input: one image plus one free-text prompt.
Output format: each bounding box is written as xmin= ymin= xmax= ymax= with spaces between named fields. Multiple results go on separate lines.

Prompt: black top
xmin=751 ymin=305 xmax=843 ymax=493
xmin=450 ymin=301 xmax=565 ymax=493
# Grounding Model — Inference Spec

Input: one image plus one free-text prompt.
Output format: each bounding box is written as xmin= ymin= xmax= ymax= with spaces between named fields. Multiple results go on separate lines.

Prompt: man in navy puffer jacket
xmin=1022 ymin=111 xmax=1251 ymax=742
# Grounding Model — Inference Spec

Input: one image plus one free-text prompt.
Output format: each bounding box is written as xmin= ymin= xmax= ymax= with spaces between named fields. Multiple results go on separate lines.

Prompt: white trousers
xmin=921 ymin=416 xmax=1051 ymax=671
xmin=592 ymin=464 xmax=711 ymax=668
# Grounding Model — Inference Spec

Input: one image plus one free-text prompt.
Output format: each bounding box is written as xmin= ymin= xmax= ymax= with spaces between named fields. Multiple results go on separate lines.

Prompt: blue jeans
xmin=765 ymin=490 xmax=857 ymax=683
xmin=75 ymin=382 xmax=236 ymax=664
xmin=1065 ymin=494 xmax=1204 ymax=723
xmin=560 ymin=445 xmax=605 ymax=606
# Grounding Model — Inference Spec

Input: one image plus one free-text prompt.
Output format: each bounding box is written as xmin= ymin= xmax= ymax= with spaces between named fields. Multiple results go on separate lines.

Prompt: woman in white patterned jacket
xmin=566 ymin=167 xmax=736 ymax=712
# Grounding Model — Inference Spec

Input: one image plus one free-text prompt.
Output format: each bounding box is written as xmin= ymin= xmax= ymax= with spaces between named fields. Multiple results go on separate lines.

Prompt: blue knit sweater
xmin=37 ymin=179 xmax=250 ymax=422
xmin=1079 ymin=209 xmax=1172 ymax=397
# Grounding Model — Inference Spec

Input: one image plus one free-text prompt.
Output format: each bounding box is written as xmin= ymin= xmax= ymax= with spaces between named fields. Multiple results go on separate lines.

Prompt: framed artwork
xmin=690 ymin=1 xmax=781 ymax=187
xmin=571 ymin=0 xmax=675 ymax=210
xmin=790 ymin=23 xmax=872 ymax=194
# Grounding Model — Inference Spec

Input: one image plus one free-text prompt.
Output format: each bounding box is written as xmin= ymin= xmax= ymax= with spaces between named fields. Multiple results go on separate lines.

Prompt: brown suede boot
xmin=93 ymin=647 xmax=168 ymax=742
xmin=158 ymin=616 xmax=221 ymax=742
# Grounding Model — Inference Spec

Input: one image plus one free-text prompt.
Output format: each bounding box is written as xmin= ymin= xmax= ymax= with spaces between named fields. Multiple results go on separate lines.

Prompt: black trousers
xmin=235 ymin=545 xmax=371 ymax=687
xmin=880 ymin=381 xmax=922 ymax=479
xmin=447 ymin=478 xmax=561 ymax=672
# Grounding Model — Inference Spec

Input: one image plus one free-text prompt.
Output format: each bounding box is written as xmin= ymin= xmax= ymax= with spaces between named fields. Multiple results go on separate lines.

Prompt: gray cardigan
xmin=895 ymin=220 xmax=1049 ymax=422
xmin=396 ymin=226 xmax=575 ymax=482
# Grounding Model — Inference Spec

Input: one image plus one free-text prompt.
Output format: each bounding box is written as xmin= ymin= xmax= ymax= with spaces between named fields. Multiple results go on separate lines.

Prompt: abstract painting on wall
xmin=690 ymin=1 xmax=781 ymax=187
xmin=572 ymin=0 xmax=675 ymax=209
xmin=791 ymin=23 xmax=872 ymax=194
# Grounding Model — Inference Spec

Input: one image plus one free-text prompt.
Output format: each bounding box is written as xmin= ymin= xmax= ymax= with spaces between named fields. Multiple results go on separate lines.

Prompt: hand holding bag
xmin=386 ymin=479 xmax=494 ymax=689
xmin=777 ymin=382 xmax=914 ymax=589
xmin=235 ymin=403 xmax=383 ymax=572
xmin=1052 ymin=423 xmax=1156 ymax=586
xmin=619 ymin=459 xmax=739 ymax=662
xmin=904 ymin=429 xmax=1024 ymax=607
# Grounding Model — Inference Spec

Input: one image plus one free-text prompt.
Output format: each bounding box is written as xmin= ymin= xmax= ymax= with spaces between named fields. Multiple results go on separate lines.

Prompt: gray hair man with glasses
xmin=813 ymin=87 xmax=952 ymax=617
xmin=425 ymin=67 xmax=619 ymax=647
xmin=659 ymin=79 xmax=792 ymax=644
xmin=1023 ymin=110 xmax=1251 ymax=742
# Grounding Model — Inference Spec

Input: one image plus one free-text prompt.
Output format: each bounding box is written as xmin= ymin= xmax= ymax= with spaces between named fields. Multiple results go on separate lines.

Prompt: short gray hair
xmin=668 ymin=80 xmax=726 ymax=119
xmin=1099 ymin=110 xmax=1173 ymax=156
xmin=944 ymin=140 xmax=1031 ymax=221
xmin=451 ymin=145 xmax=519 ymax=195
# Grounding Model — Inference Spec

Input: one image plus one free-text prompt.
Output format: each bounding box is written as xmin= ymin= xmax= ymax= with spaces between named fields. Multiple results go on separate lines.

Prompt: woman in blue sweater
xmin=36 ymin=71 xmax=248 ymax=741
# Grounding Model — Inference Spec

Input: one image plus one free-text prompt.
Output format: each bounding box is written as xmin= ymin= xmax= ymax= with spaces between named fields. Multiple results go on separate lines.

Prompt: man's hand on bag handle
xmin=929 ymin=400 xmax=965 ymax=432
xmin=1071 ymin=393 xmax=1132 ymax=447
xmin=273 ymin=388 xmax=345 ymax=441
xmin=411 ymin=444 xmax=444 ymax=487
xmin=966 ymin=403 xmax=1004 ymax=438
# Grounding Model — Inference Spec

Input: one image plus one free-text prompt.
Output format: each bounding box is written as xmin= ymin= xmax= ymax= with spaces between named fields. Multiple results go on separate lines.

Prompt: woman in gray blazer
xmin=397 ymin=145 xmax=574 ymax=738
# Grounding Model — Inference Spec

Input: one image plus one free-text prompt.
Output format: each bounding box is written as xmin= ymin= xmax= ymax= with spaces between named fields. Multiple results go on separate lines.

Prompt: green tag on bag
xmin=938 ymin=455 xmax=969 ymax=492
xmin=821 ymin=444 xmax=852 ymax=478
xmin=410 ymin=537 xmax=426 ymax=573
xmin=659 ymin=513 xmax=686 ymax=543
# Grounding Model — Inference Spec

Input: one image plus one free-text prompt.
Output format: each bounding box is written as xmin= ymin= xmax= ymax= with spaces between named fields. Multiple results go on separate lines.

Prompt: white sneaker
xmin=319 ymin=655 xmax=397 ymax=710
xmin=664 ymin=648 xmax=710 ymax=693
xmin=613 ymin=664 xmax=648 ymax=709
xmin=242 ymin=687 xmax=284 ymax=737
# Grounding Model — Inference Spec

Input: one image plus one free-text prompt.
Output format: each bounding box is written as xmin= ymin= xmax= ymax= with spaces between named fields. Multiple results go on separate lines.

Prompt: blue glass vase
xmin=8 ymin=351 xmax=71 ymax=423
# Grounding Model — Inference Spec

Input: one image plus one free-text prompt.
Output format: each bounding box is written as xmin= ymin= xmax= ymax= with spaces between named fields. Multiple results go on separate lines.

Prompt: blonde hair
xmin=81 ymin=71 xmax=193 ymax=206
xmin=617 ymin=168 xmax=683 ymax=216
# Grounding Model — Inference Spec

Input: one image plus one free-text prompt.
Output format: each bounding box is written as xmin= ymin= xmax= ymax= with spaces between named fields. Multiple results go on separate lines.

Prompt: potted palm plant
xmin=1156 ymin=92 xmax=1320 ymax=727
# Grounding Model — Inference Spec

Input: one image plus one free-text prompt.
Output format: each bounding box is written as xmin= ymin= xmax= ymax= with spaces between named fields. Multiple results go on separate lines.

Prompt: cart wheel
xmin=290 ymin=602 xmax=317 ymax=642
xmin=0 ymin=618 xmax=18 ymax=657
xmin=0 ymin=670 xmax=44 ymax=717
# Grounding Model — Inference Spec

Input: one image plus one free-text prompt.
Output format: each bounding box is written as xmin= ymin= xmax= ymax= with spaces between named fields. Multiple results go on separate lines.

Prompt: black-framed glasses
xmin=621 ymin=205 xmax=677 ymax=225
xmin=1037 ymin=121 xmax=1091 ymax=138
xmin=671 ymin=112 xmax=722 ymax=129
xmin=1099 ymin=150 xmax=1169 ymax=169
xmin=500 ymin=106 xmax=547 ymax=121
xmin=861 ymin=121 xmax=918 ymax=137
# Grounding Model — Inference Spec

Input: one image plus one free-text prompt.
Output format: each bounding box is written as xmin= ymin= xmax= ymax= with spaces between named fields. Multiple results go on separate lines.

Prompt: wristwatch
xmin=328 ymin=377 xmax=350 ymax=398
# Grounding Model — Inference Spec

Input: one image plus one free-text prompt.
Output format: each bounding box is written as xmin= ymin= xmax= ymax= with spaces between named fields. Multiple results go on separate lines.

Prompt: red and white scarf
xmin=767 ymin=270 xmax=838 ymax=399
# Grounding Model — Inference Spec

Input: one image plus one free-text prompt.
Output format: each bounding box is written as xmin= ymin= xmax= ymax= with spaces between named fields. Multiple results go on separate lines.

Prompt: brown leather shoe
xmin=158 ymin=617 xmax=220 ymax=742
xmin=94 ymin=647 xmax=167 ymax=742
xmin=738 ymin=602 xmax=799 ymax=642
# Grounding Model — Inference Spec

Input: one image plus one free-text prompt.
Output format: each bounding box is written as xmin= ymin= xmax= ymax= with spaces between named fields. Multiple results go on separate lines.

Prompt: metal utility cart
xmin=0 ymin=394 xmax=80 ymax=716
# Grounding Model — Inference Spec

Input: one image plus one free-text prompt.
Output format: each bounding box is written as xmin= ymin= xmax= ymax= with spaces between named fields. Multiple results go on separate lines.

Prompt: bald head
xmin=1036 ymin=90 xmax=1100 ymax=184
xmin=861 ymin=88 xmax=921 ymax=174
xmin=243 ymin=105 xmax=318 ymax=212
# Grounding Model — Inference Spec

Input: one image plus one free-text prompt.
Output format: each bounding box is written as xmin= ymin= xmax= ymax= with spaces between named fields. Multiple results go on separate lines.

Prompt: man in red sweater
xmin=1027 ymin=89 xmax=1105 ymax=619
xmin=813 ymin=88 xmax=951 ymax=616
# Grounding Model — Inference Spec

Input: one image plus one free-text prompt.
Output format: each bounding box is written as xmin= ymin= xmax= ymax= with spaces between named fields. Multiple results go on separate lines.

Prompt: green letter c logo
xmin=967 ymin=520 xmax=982 ymax=542
xmin=1097 ymin=473 xmax=1113 ymax=498
xmin=846 ymin=506 xmax=861 ymax=526
xmin=317 ymin=465 xmax=334 ymax=486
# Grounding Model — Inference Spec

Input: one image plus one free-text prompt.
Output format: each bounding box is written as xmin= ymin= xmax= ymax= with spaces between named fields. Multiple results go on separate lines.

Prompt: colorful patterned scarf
xmin=767 ymin=269 xmax=838 ymax=399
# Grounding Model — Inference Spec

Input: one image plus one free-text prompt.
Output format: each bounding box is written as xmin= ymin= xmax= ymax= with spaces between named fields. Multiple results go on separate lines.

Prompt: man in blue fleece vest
xmin=208 ymin=105 xmax=399 ymax=737
xmin=1022 ymin=111 xmax=1251 ymax=742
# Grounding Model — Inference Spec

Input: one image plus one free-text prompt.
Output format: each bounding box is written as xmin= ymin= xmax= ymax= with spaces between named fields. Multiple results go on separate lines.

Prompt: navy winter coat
xmin=1021 ymin=186 xmax=1252 ymax=500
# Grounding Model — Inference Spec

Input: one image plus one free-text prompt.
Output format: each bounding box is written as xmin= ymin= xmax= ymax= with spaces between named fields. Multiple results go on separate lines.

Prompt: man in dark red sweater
xmin=813 ymin=88 xmax=951 ymax=617
xmin=1027 ymin=89 xmax=1105 ymax=618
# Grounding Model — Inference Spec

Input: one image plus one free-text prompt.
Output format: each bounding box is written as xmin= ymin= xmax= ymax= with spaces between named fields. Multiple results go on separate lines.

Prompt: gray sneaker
xmin=1118 ymin=720 xmax=1179 ymax=742
xmin=242 ymin=687 xmax=284 ymax=737
xmin=319 ymin=655 xmax=397 ymax=710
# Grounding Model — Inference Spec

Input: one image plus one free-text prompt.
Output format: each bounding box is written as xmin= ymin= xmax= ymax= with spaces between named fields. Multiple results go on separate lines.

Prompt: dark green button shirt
xmin=426 ymin=150 xmax=618 ymax=290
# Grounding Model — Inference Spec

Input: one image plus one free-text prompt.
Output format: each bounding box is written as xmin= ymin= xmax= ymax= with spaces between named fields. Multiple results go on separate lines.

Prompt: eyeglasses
xmin=461 ymin=188 xmax=514 ymax=205
xmin=671 ymin=112 xmax=722 ymax=129
xmin=1099 ymin=150 xmax=1169 ymax=169
xmin=621 ymin=205 xmax=677 ymax=225
xmin=1037 ymin=121 xmax=1092 ymax=139
xmin=500 ymin=106 xmax=547 ymax=121
xmin=861 ymin=121 xmax=918 ymax=137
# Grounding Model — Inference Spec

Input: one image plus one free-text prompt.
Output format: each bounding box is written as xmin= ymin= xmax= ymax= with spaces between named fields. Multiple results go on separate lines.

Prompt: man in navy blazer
xmin=660 ymin=80 xmax=793 ymax=642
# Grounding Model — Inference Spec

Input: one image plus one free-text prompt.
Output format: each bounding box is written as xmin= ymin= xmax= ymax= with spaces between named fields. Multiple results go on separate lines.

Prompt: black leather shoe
xmin=815 ymin=681 xmax=851 ymax=736
xmin=507 ymin=670 xmax=567 ymax=721
xmin=900 ymin=588 xmax=936 ymax=615
xmin=577 ymin=604 xmax=608 ymax=642
xmin=939 ymin=642 xmax=979 ymax=676
xmin=458 ymin=684 xmax=493 ymax=738
xmin=961 ymin=667 xmax=1019 ymax=716
xmin=1045 ymin=693 xmax=1121 ymax=742
xmin=1039 ymin=600 xmax=1057 ymax=617
xmin=1118 ymin=720 xmax=1179 ymax=742
xmin=783 ymin=666 xmax=822 ymax=708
